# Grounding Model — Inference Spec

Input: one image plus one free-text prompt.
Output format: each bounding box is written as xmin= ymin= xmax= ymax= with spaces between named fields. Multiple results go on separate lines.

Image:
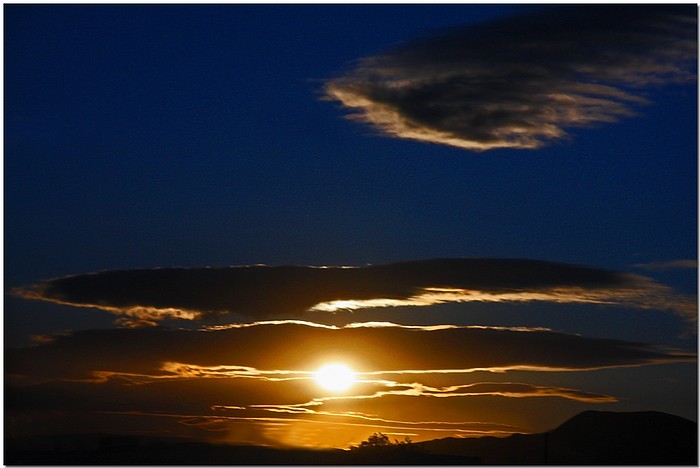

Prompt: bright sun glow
xmin=314 ymin=363 xmax=356 ymax=392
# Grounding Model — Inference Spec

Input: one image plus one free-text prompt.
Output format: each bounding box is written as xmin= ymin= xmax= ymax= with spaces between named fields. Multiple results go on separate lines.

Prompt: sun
xmin=314 ymin=363 xmax=356 ymax=392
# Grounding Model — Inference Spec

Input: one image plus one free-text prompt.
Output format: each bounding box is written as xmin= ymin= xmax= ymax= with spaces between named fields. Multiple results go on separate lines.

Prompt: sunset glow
xmin=314 ymin=363 xmax=356 ymax=392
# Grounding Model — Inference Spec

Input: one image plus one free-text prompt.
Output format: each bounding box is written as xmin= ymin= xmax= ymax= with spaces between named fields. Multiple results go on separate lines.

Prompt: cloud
xmin=86 ymin=361 xmax=616 ymax=403
xmin=12 ymin=258 xmax=696 ymax=325
xmin=324 ymin=5 xmax=696 ymax=150
xmin=6 ymin=322 xmax=694 ymax=383
xmin=239 ymin=381 xmax=617 ymax=407
xmin=5 ymin=375 xmax=532 ymax=441
xmin=6 ymin=322 xmax=694 ymax=446
xmin=634 ymin=259 xmax=698 ymax=271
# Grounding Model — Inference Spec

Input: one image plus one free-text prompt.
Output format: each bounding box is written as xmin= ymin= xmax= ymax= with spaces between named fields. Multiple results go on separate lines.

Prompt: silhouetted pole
xmin=543 ymin=432 xmax=549 ymax=465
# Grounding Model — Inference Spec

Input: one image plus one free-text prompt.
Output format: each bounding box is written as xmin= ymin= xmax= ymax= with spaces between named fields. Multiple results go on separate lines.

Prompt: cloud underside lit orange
xmin=9 ymin=258 xmax=696 ymax=447
xmin=3 ymin=362 xmax=688 ymax=447
xmin=6 ymin=322 xmax=695 ymax=382
xmin=13 ymin=258 xmax=696 ymax=326
xmin=1 ymin=362 xmax=623 ymax=445
xmin=6 ymin=321 xmax=695 ymax=447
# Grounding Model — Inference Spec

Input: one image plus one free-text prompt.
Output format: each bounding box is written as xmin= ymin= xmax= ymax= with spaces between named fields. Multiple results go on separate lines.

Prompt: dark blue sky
xmin=4 ymin=4 xmax=697 ymax=447
xmin=5 ymin=4 xmax=696 ymax=342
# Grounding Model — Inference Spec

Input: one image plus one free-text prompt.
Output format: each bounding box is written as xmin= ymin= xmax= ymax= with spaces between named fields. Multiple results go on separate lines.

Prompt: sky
xmin=4 ymin=4 xmax=698 ymax=449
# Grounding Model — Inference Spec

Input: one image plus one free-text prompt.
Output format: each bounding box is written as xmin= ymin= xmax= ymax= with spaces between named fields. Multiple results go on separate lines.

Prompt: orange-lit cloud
xmin=212 ymin=405 xmax=527 ymax=437
xmin=235 ymin=381 xmax=617 ymax=408
xmin=6 ymin=321 xmax=695 ymax=448
xmin=5 ymin=362 xmax=576 ymax=446
xmin=12 ymin=258 xmax=696 ymax=326
xmin=324 ymin=5 xmax=696 ymax=150
xmin=6 ymin=322 xmax=694 ymax=383
xmin=100 ymin=409 xmax=523 ymax=444
xmin=82 ymin=360 xmax=617 ymax=403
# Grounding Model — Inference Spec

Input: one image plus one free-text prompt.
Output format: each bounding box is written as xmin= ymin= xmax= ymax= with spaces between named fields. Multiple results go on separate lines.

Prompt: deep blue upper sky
xmin=5 ymin=4 xmax=697 ymax=346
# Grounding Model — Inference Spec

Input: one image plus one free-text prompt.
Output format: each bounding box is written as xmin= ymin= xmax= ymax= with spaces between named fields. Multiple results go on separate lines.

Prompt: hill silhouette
xmin=418 ymin=410 xmax=697 ymax=464
xmin=4 ymin=433 xmax=478 ymax=465
xmin=5 ymin=411 xmax=697 ymax=465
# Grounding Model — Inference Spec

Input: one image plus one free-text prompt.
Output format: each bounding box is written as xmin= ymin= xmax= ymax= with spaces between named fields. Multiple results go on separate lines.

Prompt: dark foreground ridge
xmin=5 ymin=410 xmax=697 ymax=465
xmin=418 ymin=410 xmax=697 ymax=465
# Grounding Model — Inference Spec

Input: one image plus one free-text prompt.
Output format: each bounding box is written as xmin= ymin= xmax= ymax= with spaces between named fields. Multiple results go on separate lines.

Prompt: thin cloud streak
xmin=324 ymin=5 xmax=696 ymax=150
xmin=634 ymin=259 xmax=699 ymax=271
xmin=6 ymin=322 xmax=694 ymax=383
xmin=13 ymin=258 xmax=696 ymax=325
xmin=247 ymin=381 xmax=616 ymax=406
xmin=110 ymin=410 xmax=520 ymax=439
xmin=204 ymin=379 xmax=615 ymax=437
xmin=90 ymin=361 xmax=616 ymax=403
xmin=206 ymin=321 xmax=552 ymax=332
xmin=6 ymin=320 xmax=692 ymax=447
xmin=224 ymin=404 xmax=526 ymax=435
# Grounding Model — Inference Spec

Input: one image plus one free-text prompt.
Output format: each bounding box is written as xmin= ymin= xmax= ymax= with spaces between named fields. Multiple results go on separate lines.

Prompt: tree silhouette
xmin=360 ymin=433 xmax=391 ymax=448
xmin=351 ymin=433 xmax=413 ymax=451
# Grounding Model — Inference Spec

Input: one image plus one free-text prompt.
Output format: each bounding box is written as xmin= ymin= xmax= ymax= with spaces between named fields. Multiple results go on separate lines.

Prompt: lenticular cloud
xmin=13 ymin=258 xmax=696 ymax=325
xmin=324 ymin=5 xmax=697 ymax=151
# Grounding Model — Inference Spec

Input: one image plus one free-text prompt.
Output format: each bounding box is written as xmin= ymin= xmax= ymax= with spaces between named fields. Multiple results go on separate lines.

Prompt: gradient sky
xmin=5 ymin=4 xmax=698 ymax=449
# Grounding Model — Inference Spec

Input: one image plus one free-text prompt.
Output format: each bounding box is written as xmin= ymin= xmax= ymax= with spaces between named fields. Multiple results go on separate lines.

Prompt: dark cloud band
xmin=324 ymin=5 xmax=696 ymax=150
xmin=6 ymin=322 xmax=695 ymax=382
xmin=13 ymin=258 xmax=694 ymax=325
xmin=6 ymin=322 xmax=694 ymax=444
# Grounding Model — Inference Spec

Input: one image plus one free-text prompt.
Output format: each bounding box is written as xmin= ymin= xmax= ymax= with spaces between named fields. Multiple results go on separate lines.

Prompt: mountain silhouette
xmin=418 ymin=410 xmax=697 ymax=464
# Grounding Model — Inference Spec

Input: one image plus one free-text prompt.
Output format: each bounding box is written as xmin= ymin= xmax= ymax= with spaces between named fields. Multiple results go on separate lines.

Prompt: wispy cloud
xmin=634 ymin=259 xmax=698 ymax=271
xmin=166 ymin=382 xmax=614 ymax=440
xmin=6 ymin=322 xmax=694 ymax=383
xmin=237 ymin=381 xmax=616 ymax=408
xmin=324 ymin=5 xmax=696 ymax=150
xmin=88 ymin=360 xmax=616 ymax=404
xmin=6 ymin=321 xmax=694 ymax=447
xmin=12 ymin=258 xmax=696 ymax=325
xmin=106 ymin=409 xmax=523 ymax=441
